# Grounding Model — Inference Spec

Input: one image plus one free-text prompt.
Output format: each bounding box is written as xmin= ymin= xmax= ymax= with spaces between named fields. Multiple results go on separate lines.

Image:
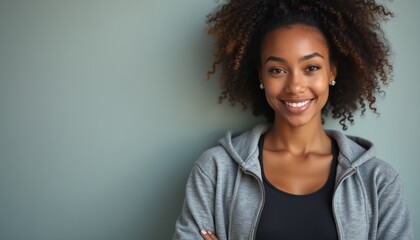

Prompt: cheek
xmin=313 ymin=80 xmax=328 ymax=92
xmin=264 ymin=81 xmax=283 ymax=99
xmin=312 ymin=74 xmax=330 ymax=93
xmin=313 ymin=80 xmax=330 ymax=105
xmin=263 ymin=86 xmax=285 ymax=111
xmin=262 ymin=74 xmax=285 ymax=90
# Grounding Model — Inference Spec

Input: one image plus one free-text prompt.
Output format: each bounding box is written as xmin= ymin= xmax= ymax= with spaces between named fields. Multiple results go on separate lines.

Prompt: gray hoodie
xmin=173 ymin=124 xmax=414 ymax=239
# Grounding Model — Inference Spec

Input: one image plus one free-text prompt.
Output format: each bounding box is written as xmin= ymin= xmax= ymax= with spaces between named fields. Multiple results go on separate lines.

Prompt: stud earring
xmin=259 ymin=83 xmax=264 ymax=89
xmin=331 ymin=80 xmax=336 ymax=86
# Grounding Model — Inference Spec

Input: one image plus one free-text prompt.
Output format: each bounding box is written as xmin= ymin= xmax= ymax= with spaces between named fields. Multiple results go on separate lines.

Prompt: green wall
xmin=0 ymin=1 xmax=418 ymax=239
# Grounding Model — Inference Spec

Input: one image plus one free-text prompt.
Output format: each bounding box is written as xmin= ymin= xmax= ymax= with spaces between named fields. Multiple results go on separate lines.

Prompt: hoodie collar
xmin=326 ymin=130 xmax=377 ymax=168
xmin=219 ymin=124 xmax=376 ymax=176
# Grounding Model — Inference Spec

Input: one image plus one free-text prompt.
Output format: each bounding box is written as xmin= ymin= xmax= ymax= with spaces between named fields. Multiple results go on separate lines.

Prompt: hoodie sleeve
xmin=377 ymin=175 xmax=414 ymax=240
xmin=173 ymin=163 xmax=216 ymax=240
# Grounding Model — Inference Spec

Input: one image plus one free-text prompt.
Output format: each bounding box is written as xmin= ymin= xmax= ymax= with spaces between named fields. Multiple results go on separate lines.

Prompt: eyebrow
xmin=265 ymin=52 xmax=324 ymax=63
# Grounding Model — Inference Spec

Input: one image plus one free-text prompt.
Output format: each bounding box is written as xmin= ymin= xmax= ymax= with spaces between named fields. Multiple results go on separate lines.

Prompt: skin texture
xmin=206 ymin=0 xmax=393 ymax=130
xmin=260 ymin=24 xmax=336 ymax=132
xmin=201 ymin=23 xmax=337 ymax=239
xmin=260 ymin=24 xmax=336 ymax=195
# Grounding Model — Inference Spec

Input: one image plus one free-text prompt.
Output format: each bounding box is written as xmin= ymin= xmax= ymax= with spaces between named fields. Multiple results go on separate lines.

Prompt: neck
xmin=265 ymin=117 xmax=331 ymax=156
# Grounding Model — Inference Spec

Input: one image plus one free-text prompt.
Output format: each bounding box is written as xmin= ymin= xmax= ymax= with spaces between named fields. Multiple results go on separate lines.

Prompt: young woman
xmin=173 ymin=0 xmax=414 ymax=239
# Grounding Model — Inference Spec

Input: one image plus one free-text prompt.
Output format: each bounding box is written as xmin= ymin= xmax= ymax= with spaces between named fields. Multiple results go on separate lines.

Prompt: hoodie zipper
xmin=241 ymin=168 xmax=265 ymax=240
xmin=332 ymin=167 xmax=356 ymax=240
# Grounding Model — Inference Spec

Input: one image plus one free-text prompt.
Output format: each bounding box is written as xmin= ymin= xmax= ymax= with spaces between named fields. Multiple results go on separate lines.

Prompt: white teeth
xmin=285 ymin=100 xmax=310 ymax=108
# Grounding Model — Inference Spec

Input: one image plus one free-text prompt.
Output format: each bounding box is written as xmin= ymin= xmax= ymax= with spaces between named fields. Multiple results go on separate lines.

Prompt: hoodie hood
xmin=218 ymin=124 xmax=377 ymax=176
xmin=218 ymin=124 xmax=269 ymax=176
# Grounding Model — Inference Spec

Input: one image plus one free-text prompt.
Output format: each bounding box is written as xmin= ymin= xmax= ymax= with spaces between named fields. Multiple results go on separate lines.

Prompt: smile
xmin=284 ymin=100 xmax=311 ymax=108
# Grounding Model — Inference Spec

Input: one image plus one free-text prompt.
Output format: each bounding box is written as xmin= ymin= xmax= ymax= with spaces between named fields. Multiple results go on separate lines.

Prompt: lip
xmin=281 ymin=98 xmax=314 ymax=114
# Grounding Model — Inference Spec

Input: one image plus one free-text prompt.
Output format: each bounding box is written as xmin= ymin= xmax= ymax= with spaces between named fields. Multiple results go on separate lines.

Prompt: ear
xmin=329 ymin=62 xmax=337 ymax=82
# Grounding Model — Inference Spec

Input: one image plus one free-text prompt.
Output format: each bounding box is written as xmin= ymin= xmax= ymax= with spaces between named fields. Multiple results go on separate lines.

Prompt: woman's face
xmin=259 ymin=24 xmax=336 ymax=129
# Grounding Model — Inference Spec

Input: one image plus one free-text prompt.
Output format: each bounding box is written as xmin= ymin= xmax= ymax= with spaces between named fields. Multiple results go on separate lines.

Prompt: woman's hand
xmin=200 ymin=230 xmax=219 ymax=240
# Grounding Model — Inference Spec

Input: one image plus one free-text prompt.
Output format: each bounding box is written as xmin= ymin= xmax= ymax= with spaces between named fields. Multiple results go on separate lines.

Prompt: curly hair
xmin=206 ymin=0 xmax=393 ymax=130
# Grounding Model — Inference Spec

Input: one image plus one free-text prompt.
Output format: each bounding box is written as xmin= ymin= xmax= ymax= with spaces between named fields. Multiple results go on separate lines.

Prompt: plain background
xmin=0 ymin=0 xmax=418 ymax=239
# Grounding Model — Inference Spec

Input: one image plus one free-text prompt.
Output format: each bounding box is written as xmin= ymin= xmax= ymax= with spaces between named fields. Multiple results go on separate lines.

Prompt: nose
xmin=285 ymin=72 xmax=305 ymax=94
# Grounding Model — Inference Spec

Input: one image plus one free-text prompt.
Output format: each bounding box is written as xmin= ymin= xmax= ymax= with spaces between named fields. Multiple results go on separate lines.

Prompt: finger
xmin=200 ymin=230 xmax=212 ymax=240
xmin=200 ymin=230 xmax=219 ymax=240
xmin=206 ymin=231 xmax=219 ymax=240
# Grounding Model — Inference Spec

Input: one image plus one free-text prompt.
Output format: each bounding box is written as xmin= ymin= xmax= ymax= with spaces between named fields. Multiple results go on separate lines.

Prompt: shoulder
xmin=358 ymin=157 xmax=400 ymax=189
xmin=191 ymin=144 xmax=239 ymax=183
xmin=195 ymin=145 xmax=233 ymax=168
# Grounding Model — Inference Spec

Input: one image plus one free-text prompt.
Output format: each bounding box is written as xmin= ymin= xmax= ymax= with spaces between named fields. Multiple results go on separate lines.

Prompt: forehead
xmin=260 ymin=24 xmax=330 ymax=60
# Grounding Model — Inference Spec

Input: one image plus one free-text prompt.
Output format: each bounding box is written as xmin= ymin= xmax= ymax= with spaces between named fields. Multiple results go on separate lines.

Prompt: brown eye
xmin=269 ymin=68 xmax=286 ymax=75
xmin=306 ymin=65 xmax=320 ymax=72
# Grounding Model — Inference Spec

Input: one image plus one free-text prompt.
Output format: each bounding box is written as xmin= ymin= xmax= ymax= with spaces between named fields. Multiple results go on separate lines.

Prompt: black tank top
xmin=256 ymin=134 xmax=339 ymax=240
